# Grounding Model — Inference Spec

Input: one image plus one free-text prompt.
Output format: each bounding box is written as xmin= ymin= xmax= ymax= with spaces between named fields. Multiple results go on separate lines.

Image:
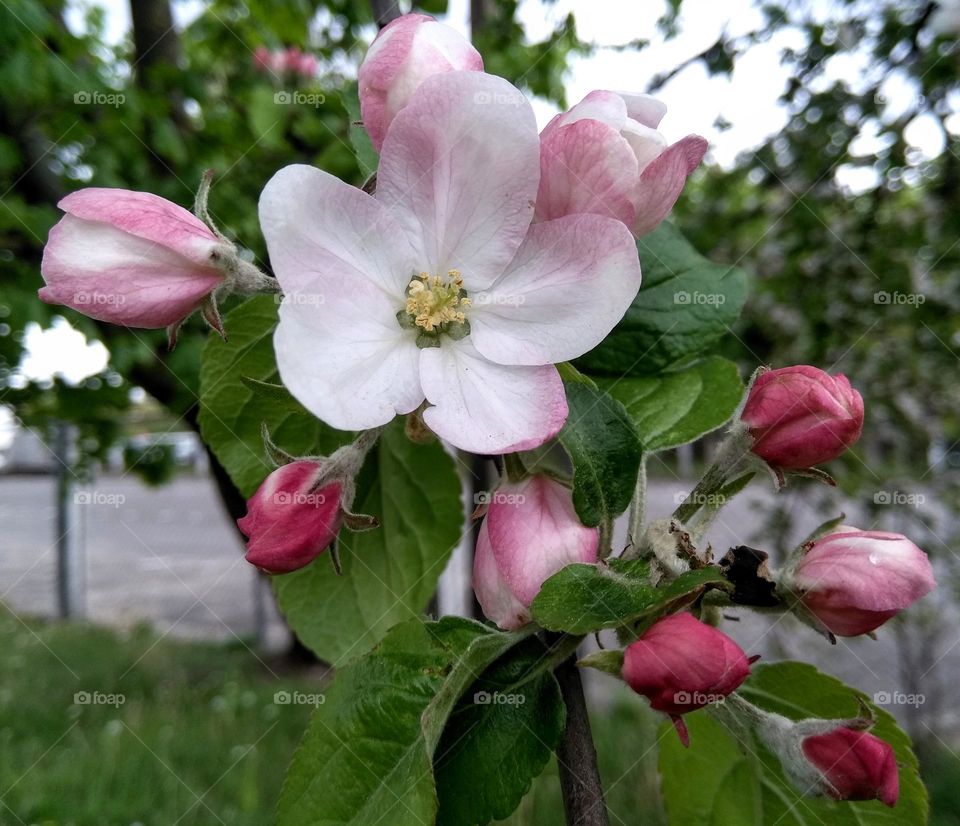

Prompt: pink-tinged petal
xmin=620 ymin=120 xmax=669 ymax=171
xmin=259 ymin=163 xmax=417 ymax=298
xmin=486 ymin=476 xmax=598 ymax=606
xmin=535 ymin=119 xmax=639 ymax=225
xmin=58 ymin=188 xmax=219 ymax=268
xmin=618 ymin=92 xmax=667 ymax=129
xmin=419 ymin=339 xmax=567 ymax=454
xmin=470 ymin=214 xmax=641 ymax=365
xmin=40 ymin=215 xmax=222 ymax=327
xmin=544 ymin=90 xmax=628 ymax=138
xmin=359 ymin=14 xmax=483 ymax=151
xmin=473 ymin=519 xmax=532 ymax=630
xmin=632 ymin=135 xmax=708 ymax=237
xmin=274 ymin=290 xmax=423 ymax=432
xmin=376 ymin=71 xmax=540 ymax=291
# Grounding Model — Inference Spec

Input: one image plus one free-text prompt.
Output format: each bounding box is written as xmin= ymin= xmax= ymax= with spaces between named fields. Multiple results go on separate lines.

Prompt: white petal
xmin=419 ymin=339 xmax=567 ymax=454
xmin=259 ymin=163 xmax=417 ymax=298
xmin=275 ymin=294 xmax=423 ymax=431
xmin=376 ymin=71 xmax=540 ymax=290
xmin=469 ymin=214 xmax=642 ymax=365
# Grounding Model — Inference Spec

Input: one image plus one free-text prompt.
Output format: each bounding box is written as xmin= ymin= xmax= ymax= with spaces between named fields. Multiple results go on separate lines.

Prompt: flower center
xmin=398 ymin=270 xmax=471 ymax=347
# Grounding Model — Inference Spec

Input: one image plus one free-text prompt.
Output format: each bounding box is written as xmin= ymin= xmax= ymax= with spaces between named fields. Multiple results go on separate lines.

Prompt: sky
xmin=18 ymin=0 xmax=953 ymax=389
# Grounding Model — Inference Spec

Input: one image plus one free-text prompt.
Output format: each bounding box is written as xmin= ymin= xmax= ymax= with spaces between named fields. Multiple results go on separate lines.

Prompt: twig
xmin=555 ymin=656 xmax=610 ymax=826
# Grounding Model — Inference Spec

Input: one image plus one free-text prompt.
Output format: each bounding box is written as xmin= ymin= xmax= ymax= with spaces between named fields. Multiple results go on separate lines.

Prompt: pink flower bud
xmin=801 ymin=727 xmax=899 ymax=806
xmin=252 ymin=45 xmax=275 ymax=72
xmin=39 ymin=189 xmax=225 ymax=328
xmin=237 ymin=461 xmax=343 ymax=574
xmin=740 ymin=365 xmax=864 ymax=469
xmin=472 ymin=475 xmax=598 ymax=630
xmin=622 ymin=613 xmax=753 ymax=745
xmin=358 ymin=13 xmax=483 ymax=151
xmin=536 ymin=89 xmax=707 ymax=237
xmin=789 ymin=527 xmax=935 ymax=637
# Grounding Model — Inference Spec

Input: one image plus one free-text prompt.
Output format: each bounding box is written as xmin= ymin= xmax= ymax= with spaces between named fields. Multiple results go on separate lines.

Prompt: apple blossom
xmin=259 ymin=71 xmax=642 ymax=453
xmin=784 ymin=526 xmax=935 ymax=637
xmin=358 ymin=13 xmax=483 ymax=151
xmin=536 ymin=90 xmax=708 ymax=237
xmin=238 ymin=461 xmax=343 ymax=574
xmin=802 ymin=727 xmax=899 ymax=806
xmin=39 ymin=186 xmax=272 ymax=340
xmin=622 ymin=612 xmax=753 ymax=745
xmin=740 ymin=365 xmax=864 ymax=469
xmin=472 ymin=475 xmax=599 ymax=630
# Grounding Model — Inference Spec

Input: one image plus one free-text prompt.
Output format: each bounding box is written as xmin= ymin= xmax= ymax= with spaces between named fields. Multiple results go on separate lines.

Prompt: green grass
xmin=2 ymin=608 xmax=957 ymax=825
xmin=0 ymin=609 xmax=320 ymax=825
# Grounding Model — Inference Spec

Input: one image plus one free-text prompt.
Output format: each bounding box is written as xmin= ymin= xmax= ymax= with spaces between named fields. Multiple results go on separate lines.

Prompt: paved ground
xmin=2 ymin=470 xmax=957 ymax=738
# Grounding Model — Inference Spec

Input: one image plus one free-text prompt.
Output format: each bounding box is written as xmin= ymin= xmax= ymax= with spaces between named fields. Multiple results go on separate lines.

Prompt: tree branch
xmin=555 ymin=656 xmax=610 ymax=826
xmin=370 ymin=0 xmax=401 ymax=28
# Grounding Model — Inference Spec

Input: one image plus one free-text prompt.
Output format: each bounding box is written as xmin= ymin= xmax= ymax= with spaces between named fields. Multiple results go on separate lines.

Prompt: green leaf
xmin=278 ymin=617 xmax=520 ymax=826
xmin=598 ymin=357 xmax=744 ymax=452
xmin=557 ymin=380 xmax=643 ymax=527
xmin=434 ymin=637 xmax=566 ymax=826
xmin=658 ymin=662 xmax=927 ymax=826
xmin=576 ymin=223 xmax=749 ymax=376
xmin=341 ymin=82 xmax=378 ymax=177
xmin=198 ymin=296 xmax=349 ymax=497
xmin=272 ymin=421 xmax=463 ymax=664
xmin=530 ymin=559 xmax=729 ymax=634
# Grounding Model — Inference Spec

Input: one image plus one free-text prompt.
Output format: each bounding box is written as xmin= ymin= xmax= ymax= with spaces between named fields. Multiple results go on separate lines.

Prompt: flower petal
xmin=545 ymin=90 xmax=627 ymax=136
xmin=376 ymin=71 xmax=540 ymax=290
xmin=470 ymin=214 xmax=642 ymax=365
xmin=40 ymin=214 xmax=222 ymax=327
xmin=473 ymin=518 xmax=532 ymax=630
xmin=275 ymin=294 xmax=423 ymax=431
xmin=632 ymin=135 xmax=708 ymax=237
xmin=618 ymin=92 xmax=667 ymax=129
xmin=535 ymin=119 xmax=639 ymax=225
xmin=259 ymin=163 xmax=417 ymax=298
xmin=419 ymin=339 xmax=567 ymax=453
xmin=58 ymin=188 xmax=219 ymax=267
xmin=486 ymin=475 xmax=598 ymax=606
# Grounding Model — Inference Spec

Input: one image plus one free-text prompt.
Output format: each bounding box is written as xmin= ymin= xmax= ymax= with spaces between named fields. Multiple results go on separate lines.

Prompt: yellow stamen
xmin=404 ymin=270 xmax=471 ymax=332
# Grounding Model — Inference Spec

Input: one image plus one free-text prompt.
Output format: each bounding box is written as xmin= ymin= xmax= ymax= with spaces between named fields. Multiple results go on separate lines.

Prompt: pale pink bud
xmin=358 ymin=13 xmax=483 ymax=151
xmin=789 ymin=527 xmax=935 ymax=636
xmin=741 ymin=365 xmax=864 ymax=469
xmin=39 ymin=189 xmax=224 ymax=328
xmin=801 ymin=727 xmax=899 ymax=806
xmin=238 ymin=461 xmax=343 ymax=574
xmin=472 ymin=475 xmax=598 ymax=630
xmin=536 ymin=90 xmax=707 ymax=237
xmin=622 ymin=613 xmax=753 ymax=745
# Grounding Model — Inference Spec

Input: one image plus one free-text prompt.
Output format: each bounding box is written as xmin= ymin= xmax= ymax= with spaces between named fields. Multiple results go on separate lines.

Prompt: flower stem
xmin=555 ymin=655 xmax=610 ymax=826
